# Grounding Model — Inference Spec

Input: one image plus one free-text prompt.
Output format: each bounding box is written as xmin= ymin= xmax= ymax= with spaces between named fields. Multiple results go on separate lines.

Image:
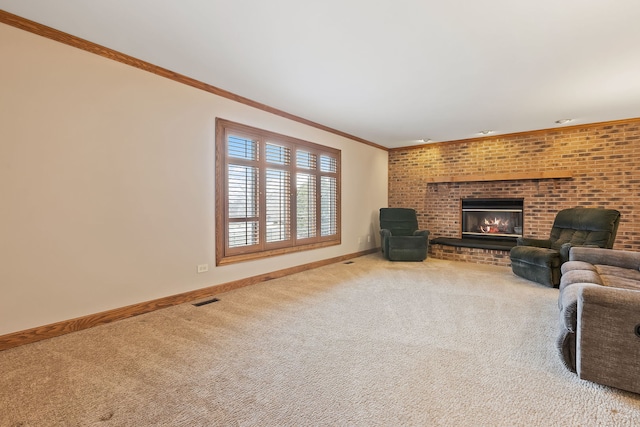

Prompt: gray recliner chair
xmin=510 ymin=207 xmax=621 ymax=287
xmin=379 ymin=208 xmax=430 ymax=261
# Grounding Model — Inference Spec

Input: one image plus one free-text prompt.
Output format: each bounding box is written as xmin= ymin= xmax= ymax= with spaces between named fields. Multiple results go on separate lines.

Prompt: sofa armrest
xmin=517 ymin=237 xmax=552 ymax=248
xmin=576 ymin=285 xmax=640 ymax=393
xmin=570 ymin=247 xmax=640 ymax=270
xmin=560 ymin=243 xmax=599 ymax=264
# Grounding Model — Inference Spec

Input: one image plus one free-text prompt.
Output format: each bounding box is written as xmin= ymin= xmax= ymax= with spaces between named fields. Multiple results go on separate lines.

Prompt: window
xmin=216 ymin=119 xmax=341 ymax=265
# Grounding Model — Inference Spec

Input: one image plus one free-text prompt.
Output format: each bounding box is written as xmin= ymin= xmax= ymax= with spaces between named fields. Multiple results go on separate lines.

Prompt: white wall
xmin=0 ymin=23 xmax=388 ymax=336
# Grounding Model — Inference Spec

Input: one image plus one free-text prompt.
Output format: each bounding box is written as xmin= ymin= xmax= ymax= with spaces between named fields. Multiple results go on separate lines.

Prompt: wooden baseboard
xmin=0 ymin=248 xmax=379 ymax=351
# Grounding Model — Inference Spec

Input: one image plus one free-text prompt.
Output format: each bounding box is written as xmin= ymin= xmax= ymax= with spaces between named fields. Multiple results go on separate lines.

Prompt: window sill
xmin=216 ymin=239 xmax=341 ymax=266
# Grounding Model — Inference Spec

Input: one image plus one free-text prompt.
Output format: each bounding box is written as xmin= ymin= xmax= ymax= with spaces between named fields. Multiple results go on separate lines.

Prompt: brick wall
xmin=388 ymin=119 xmax=640 ymax=266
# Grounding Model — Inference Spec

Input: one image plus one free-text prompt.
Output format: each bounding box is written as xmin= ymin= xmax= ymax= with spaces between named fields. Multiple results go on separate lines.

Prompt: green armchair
xmin=379 ymin=208 xmax=430 ymax=261
xmin=510 ymin=207 xmax=621 ymax=287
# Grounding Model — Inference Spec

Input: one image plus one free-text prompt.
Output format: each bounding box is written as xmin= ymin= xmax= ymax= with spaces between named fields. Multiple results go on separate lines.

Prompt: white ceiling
xmin=2 ymin=1 xmax=640 ymax=149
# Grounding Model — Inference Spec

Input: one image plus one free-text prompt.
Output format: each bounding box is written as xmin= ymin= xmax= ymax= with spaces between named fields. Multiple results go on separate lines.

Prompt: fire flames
xmin=480 ymin=217 xmax=510 ymax=234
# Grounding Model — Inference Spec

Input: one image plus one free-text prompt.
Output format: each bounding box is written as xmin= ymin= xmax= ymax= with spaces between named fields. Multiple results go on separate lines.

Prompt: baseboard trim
xmin=0 ymin=248 xmax=379 ymax=351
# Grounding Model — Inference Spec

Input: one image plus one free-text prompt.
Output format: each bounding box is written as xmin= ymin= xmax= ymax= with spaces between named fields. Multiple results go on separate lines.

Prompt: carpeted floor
xmin=1 ymin=254 xmax=639 ymax=426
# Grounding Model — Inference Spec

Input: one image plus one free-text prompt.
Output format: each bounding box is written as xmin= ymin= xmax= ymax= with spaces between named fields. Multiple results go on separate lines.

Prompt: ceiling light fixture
xmin=555 ymin=119 xmax=573 ymax=124
xmin=421 ymin=138 xmax=432 ymax=143
xmin=479 ymin=130 xmax=493 ymax=135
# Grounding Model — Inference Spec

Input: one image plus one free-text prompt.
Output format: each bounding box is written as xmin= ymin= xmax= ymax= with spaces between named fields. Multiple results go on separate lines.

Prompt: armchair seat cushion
xmin=387 ymin=236 xmax=427 ymax=261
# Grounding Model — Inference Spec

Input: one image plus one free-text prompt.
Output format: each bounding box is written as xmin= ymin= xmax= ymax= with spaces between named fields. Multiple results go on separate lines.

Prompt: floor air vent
xmin=193 ymin=298 xmax=220 ymax=307
xmin=344 ymin=261 xmax=354 ymax=264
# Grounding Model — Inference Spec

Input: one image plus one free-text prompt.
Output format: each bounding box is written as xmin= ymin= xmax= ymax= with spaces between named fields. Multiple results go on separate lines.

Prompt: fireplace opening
xmin=461 ymin=198 xmax=524 ymax=241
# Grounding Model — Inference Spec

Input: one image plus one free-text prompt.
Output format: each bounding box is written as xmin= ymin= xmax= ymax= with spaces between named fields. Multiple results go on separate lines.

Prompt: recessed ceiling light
xmin=555 ymin=118 xmax=573 ymax=124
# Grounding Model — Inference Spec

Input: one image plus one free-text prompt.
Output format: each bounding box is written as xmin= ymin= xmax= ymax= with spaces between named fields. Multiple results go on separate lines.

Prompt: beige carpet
xmin=1 ymin=254 xmax=639 ymax=426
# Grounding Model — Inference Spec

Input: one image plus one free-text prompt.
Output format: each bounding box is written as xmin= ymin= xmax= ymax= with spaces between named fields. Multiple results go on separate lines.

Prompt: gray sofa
xmin=558 ymin=246 xmax=640 ymax=394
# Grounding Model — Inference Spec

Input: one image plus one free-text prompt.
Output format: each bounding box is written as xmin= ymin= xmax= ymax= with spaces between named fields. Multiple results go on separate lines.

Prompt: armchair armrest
xmin=570 ymin=247 xmax=640 ymax=270
xmin=576 ymin=285 xmax=640 ymax=393
xmin=380 ymin=229 xmax=392 ymax=254
xmin=380 ymin=229 xmax=392 ymax=237
xmin=413 ymin=230 xmax=430 ymax=238
xmin=517 ymin=237 xmax=552 ymax=248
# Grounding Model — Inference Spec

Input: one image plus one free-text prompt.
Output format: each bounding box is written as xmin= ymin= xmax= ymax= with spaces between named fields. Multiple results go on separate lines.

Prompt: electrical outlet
xmin=367 ymin=235 xmax=371 ymax=243
xmin=358 ymin=237 xmax=362 ymax=244
xmin=197 ymin=264 xmax=209 ymax=273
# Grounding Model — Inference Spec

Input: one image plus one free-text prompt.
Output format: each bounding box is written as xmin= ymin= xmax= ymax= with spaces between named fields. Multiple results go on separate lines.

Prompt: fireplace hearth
xmin=461 ymin=198 xmax=524 ymax=242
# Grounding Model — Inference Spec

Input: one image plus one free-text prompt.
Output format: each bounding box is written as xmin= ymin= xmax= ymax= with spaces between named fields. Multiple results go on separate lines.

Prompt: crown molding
xmin=0 ymin=10 xmax=387 ymax=152
xmin=390 ymin=117 xmax=640 ymax=151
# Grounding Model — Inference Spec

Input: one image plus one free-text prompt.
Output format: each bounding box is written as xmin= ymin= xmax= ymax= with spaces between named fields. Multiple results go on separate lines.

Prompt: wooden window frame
xmin=216 ymin=118 xmax=341 ymax=265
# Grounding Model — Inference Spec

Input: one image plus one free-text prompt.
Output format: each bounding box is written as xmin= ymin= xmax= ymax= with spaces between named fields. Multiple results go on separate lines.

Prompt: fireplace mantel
xmin=425 ymin=170 xmax=572 ymax=184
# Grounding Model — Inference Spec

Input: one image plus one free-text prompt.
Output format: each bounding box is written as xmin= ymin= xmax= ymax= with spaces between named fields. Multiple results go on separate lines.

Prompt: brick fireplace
xmin=461 ymin=198 xmax=523 ymax=242
xmin=387 ymin=119 xmax=640 ymax=266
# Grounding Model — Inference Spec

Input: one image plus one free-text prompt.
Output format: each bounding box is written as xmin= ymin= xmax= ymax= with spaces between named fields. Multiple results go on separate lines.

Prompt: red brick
xmin=389 ymin=119 xmax=640 ymax=266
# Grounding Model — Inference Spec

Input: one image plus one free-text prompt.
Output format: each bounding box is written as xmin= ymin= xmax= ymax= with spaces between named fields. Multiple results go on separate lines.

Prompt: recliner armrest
xmin=517 ymin=237 xmax=552 ymax=248
xmin=380 ymin=229 xmax=392 ymax=254
xmin=413 ymin=230 xmax=430 ymax=238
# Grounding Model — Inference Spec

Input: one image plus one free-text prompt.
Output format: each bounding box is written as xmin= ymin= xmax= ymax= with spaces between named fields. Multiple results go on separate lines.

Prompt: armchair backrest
xmin=549 ymin=208 xmax=621 ymax=250
xmin=380 ymin=208 xmax=419 ymax=236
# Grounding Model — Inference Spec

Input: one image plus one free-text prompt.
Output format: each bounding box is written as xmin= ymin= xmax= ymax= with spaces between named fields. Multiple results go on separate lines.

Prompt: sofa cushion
xmin=598 ymin=274 xmax=640 ymax=291
xmin=561 ymin=260 xmax=597 ymax=275
xmin=595 ymin=264 xmax=640 ymax=290
xmin=561 ymin=260 xmax=596 ymax=275
xmin=560 ymin=269 xmax=603 ymax=291
xmin=595 ymin=264 xmax=640 ymax=281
